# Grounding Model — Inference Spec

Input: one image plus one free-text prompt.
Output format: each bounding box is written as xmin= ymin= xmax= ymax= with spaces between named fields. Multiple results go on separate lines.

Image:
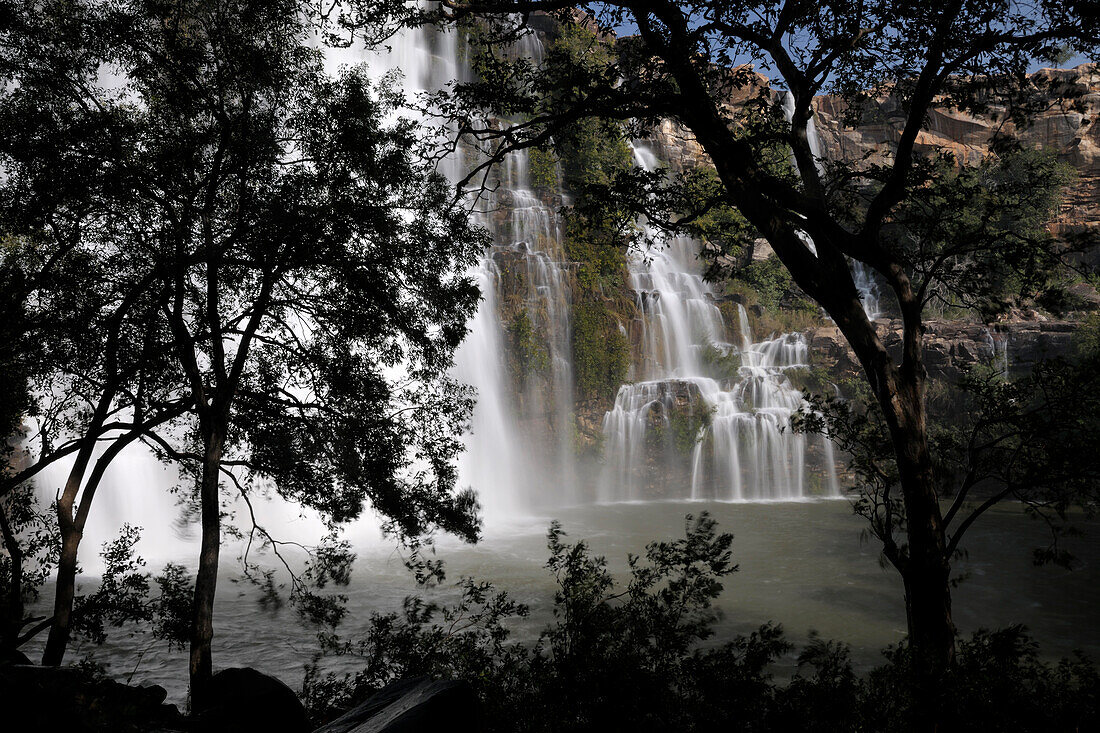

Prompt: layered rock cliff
xmin=812 ymin=64 xmax=1100 ymax=240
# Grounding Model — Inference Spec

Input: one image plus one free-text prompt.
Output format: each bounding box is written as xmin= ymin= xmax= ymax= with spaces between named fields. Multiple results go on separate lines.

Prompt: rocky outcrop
xmin=812 ymin=64 xmax=1100 ymax=239
xmin=645 ymin=64 xmax=1100 ymax=243
xmin=807 ymin=318 xmax=1079 ymax=384
xmin=313 ymin=677 xmax=478 ymax=733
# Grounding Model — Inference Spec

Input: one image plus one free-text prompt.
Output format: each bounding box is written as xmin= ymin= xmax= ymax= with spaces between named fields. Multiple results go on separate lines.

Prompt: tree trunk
xmin=41 ymin=507 xmax=81 ymax=665
xmin=880 ymin=361 xmax=956 ymax=674
xmin=188 ymin=429 xmax=224 ymax=711
xmin=893 ymin=391 xmax=956 ymax=671
xmin=828 ymin=293 xmax=957 ymax=672
xmin=0 ymin=504 xmax=25 ymax=652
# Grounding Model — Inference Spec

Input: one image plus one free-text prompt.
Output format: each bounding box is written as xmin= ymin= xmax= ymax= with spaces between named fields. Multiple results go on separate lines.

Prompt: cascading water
xmin=599 ymin=142 xmax=840 ymax=503
xmin=37 ymin=22 xmax=856 ymax=571
xmin=782 ymin=93 xmax=882 ymax=320
xmin=455 ymin=143 xmax=578 ymax=512
xmin=447 ymin=24 xmax=580 ymax=512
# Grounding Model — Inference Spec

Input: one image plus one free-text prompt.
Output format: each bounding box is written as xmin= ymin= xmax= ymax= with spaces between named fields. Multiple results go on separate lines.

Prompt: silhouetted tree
xmin=1 ymin=0 xmax=487 ymax=708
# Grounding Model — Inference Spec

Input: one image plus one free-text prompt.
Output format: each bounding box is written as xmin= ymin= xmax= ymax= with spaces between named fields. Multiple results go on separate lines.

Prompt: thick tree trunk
xmin=188 ymin=430 xmax=224 ymax=711
xmin=828 ymin=294 xmax=957 ymax=672
xmin=891 ymin=384 xmax=955 ymax=672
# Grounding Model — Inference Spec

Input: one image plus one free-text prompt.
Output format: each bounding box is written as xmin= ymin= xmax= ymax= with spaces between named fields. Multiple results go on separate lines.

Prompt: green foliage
xmin=886 ymin=148 xmax=1078 ymax=320
xmin=544 ymin=23 xmax=633 ymax=196
xmin=863 ymin=627 xmax=1099 ymax=732
xmin=650 ymin=401 xmax=714 ymax=456
xmin=680 ymin=168 xmax=754 ymax=266
xmin=735 ymin=257 xmax=796 ymax=310
xmin=572 ymin=300 xmax=630 ymax=404
xmin=564 ymin=210 xmax=630 ymax=292
xmin=699 ymin=342 xmax=742 ymax=382
xmin=506 ymin=311 xmax=551 ymax=387
xmin=303 ymin=515 xmax=1099 ymax=732
xmin=1073 ymin=313 xmax=1100 ymax=360
xmin=527 ymin=146 xmax=559 ymax=191
xmin=784 ymin=365 xmax=836 ymax=396
xmin=795 ymin=346 xmax=1100 ymax=571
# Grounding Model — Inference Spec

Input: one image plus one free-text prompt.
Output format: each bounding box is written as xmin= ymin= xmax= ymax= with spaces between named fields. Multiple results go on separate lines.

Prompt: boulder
xmin=195 ymin=667 xmax=309 ymax=733
xmin=0 ymin=664 xmax=184 ymax=732
xmin=314 ymin=677 xmax=478 ymax=733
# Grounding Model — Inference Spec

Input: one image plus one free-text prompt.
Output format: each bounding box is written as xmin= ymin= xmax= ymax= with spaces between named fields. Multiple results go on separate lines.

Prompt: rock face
xmin=313 ymin=677 xmax=478 ymax=733
xmin=812 ymin=64 xmax=1100 ymax=240
xmin=807 ymin=318 xmax=1078 ymax=384
xmin=645 ymin=64 xmax=1100 ymax=244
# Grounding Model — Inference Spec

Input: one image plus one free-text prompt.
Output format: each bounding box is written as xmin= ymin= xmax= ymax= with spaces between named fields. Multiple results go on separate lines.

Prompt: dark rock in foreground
xmin=195 ymin=667 xmax=310 ymax=733
xmin=314 ymin=677 xmax=478 ymax=733
xmin=0 ymin=663 xmax=185 ymax=732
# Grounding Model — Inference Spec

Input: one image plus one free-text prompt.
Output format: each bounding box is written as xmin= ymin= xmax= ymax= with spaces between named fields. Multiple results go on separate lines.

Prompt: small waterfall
xmin=983 ymin=327 xmax=1011 ymax=375
xmin=783 ymin=93 xmax=882 ymax=319
xmin=598 ymin=143 xmax=839 ymax=502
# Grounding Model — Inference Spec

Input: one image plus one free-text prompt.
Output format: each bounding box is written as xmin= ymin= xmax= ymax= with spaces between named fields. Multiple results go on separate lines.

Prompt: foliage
xmin=572 ymin=300 xmax=630 ymax=404
xmin=863 ymin=627 xmax=1099 ymax=732
xmin=794 ymin=347 xmax=1100 ymax=572
xmin=882 ymin=148 xmax=1078 ymax=320
xmin=735 ymin=257 xmax=798 ymax=311
xmin=304 ymin=514 xmax=1098 ymax=732
xmin=527 ymin=146 xmax=559 ymax=191
xmin=429 ymin=0 xmax=1100 ymax=669
xmin=0 ymin=486 xmax=58 ymax=651
xmin=440 ymin=3 xmax=1099 ymax=672
xmin=564 ymin=209 xmax=631 ymax=293
xmin=506 ymin=311 xmax=552 ymax=387
xmin=681 ymin=167 xmax=755 ymax=274
xmin=543 ymin=23 xmax=633 ymax=196
xmin=71 ymin=527 xmax=155 ymax=645
xmin=650 ymin=401 xmax=714 ymax=456
xmin=699 ymin=342 xmax=742 ymax=382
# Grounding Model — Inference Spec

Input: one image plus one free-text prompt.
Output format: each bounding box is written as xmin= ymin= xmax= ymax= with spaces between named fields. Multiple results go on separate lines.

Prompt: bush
xmin=303 ymin=515 xmax=1099 ymax=733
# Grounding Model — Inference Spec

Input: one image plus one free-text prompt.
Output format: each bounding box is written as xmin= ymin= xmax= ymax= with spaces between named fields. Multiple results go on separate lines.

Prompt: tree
xmin=2 ymin=0 xmax=487 ymax=707
xmin=432 ymin=0 xmax=1099 ymax=678
xmin=0 ymin=15 xmax=191 ymax=660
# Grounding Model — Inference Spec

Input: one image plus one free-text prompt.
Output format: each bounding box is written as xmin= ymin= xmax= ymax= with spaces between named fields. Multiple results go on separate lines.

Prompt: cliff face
xmin=812 ymin=64 xmax=1100 ymax=238
xmin=647 ymin=64 xmax=1100 ymax=239
xmin=806 ymin=318 xmax=1079 ymax=384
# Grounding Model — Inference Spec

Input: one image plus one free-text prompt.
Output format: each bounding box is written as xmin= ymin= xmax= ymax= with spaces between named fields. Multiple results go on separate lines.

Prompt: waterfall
xmin=455 ymin=146 xmax=578 ymax=512
xmin=598 ymin=143 xmax=840 ymax=503
xmin=451 ymin=32 xmax=579 ymax=512
xmin=983 ymin=327 xmax=1011 ymax=375
xmin=35 ymin=20 xmax=853 ymax=571
xmin=783 ymin=93 xmax=882 ymax=320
